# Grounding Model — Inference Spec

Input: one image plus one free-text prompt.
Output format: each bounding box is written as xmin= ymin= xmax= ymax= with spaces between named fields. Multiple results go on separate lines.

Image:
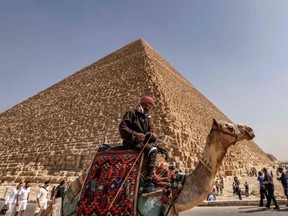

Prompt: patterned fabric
xmin=63 ymin=173 xmax=86 ymax=216
xmin=77 ymin=149 xmax=144 ymax=216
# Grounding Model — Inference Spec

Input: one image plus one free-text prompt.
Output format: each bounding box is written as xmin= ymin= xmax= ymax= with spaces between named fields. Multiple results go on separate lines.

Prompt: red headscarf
xmin=139 ymin=96 xmax=155 ymax=106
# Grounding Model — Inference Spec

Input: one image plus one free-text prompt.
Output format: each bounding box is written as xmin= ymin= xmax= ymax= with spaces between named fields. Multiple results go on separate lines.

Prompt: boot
xmin=142 ymin=179 xmax=156 ymax=193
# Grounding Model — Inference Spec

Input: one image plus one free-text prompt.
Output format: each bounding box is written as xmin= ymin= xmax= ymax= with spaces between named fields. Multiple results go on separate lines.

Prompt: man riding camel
xmin=119 ymin=95 xmax=167 ymax=193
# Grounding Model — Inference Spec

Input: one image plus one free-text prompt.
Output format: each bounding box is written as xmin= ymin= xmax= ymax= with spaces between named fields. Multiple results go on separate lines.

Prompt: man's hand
xmin=134 ymin=133 xmax=145 ymax=141
xmin=151 ymin=132 xmax=157 ymax=140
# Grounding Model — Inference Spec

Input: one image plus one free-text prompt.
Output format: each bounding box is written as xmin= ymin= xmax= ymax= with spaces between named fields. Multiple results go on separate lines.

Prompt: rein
xmin=211 ymin=127 xmax=238 ymax=144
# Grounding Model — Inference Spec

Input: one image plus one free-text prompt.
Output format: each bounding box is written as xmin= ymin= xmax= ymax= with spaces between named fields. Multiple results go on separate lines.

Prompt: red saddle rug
xmin=77 ymin=149 xmax=144 ymax=216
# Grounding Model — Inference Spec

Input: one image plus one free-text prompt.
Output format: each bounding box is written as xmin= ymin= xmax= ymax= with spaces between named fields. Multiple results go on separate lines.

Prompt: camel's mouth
xmin=246 ymin=132 xmax=255 ymax=140
xmin=237 ymin=125 xmax=255 ymax=140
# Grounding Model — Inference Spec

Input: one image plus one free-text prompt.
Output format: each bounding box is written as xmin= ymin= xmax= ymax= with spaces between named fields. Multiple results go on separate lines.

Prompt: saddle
xmin=64 ymin=144 xmax=185 ymax=216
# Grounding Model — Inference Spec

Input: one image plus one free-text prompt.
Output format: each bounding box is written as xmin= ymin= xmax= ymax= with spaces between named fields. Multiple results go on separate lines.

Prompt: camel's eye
xmin=225 ymin=123 xmax=234 ymax=131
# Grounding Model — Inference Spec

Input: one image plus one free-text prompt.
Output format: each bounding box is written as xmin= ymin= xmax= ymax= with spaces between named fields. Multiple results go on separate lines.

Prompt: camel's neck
xmin=202 ymin=133 xmax=230 ymax=173
xmin=173 ymin=132 xmax=230 ymax=213
xmin=173 ymin=161 xmax=215 ymax=213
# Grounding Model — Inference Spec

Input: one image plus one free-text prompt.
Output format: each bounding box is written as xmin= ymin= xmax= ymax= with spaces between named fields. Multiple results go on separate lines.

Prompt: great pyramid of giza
xmin=0 ymin=39 xmax=273 ymax=183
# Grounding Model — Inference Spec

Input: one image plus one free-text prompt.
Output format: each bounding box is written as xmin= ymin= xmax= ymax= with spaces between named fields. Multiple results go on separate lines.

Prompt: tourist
xmin=219 ymin=178 xmax=224 ymax=196
xmin=211 ymin=187 xmax=217 ymax=200
xmin=233 ymin=176 xmax=242 ymax=200
xmin=41 ymin=180 xmax=68 ymax=216
xmin=34 ymin=180 xmax=50 ymax=216
xmin=14 ymin=181 xmax=30 ymax=216
xmin=262 ymin=167 xmax=280 ymax=210
xmin=244 ymin=181 xmax=249 ymax=197
xmin=51 ymin=180 xmax=67 ymax=216
xmin=257 ymin=171 xmax=268 ymax=207
xmin=3 ymin=182 xmax=23 ymax=215
xmin=119 ymin=95 xmax=167 ymax=193
xmin=207 ymin=192 xmax=216 ymax=201
xmin=215 ymin=180 xmax=219 ymax=195
xmin=276 ymin=167 xmax=288 ymax=207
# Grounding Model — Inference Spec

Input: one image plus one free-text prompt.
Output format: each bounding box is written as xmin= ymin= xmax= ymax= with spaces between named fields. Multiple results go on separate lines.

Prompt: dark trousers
xmin=135 ymin=142 xmax=157 ymax=178
xmin=259 ymin=188 xmax=268 ymax=206
xmin=235 ymin=187 xmax=242 ymax=200
xmin=266 ymin=187 xmax=279 ymax=208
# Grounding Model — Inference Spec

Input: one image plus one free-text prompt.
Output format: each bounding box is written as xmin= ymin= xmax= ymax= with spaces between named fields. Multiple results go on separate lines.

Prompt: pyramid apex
xmin=134 ymin=38 xmax=147 ymax=44
xmin=130 ymin=38 xmax=150 ymax=48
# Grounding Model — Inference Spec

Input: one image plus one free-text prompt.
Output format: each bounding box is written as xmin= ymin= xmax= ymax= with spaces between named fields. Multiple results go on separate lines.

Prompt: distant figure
xmin=244 ymin=181 xmax=249 ymax=197
xmin=51 ymin=180 xmax=67 ymax=216
xmin=262 ymin=168 xmax=280 ymax=210
xmin=257 ymin=171 xmax=268 ymax=207
xmin=207 ymin=193 xmax=216 ymax=201
xmin=220 ymin=177 xmax=224 ymax=188
xmin=41 ymin=180 xmax=68 ymax=216
xmin=215 ymin=180 xmax=219 ymax=195
xmin=211 ymin=186 xmax=217 ymax=199
xmin=14 ymin=181 xmax=30 ymax=216
xmin=276 ymin=167 xmax=288 ymax=207
xmin=219 ymin=179 xmax=224 ymax=196
xmin=3 ymin=182 xmax=23 ymax=215
xmin=232 ymin=182 xmax=236 ymax=195
xmin=34 ymin=180 xmax=50 ymax=216
xmin=234 ymin=176 xmax=242 ymax=200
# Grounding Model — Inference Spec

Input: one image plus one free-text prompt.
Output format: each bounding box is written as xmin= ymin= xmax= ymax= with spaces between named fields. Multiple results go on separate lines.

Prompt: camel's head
xmin=212 ymin=119 xmax=255 ymax=143
xmin=200 ymin=119 xmax=255 ymax=173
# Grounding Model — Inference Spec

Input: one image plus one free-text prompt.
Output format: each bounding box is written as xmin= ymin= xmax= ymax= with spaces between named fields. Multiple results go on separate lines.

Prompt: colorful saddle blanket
xmin=77 ymin=149 xmax=144 ymax=216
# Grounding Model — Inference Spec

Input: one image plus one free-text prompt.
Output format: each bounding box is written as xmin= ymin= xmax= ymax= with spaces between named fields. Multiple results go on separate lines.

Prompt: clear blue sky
xmin=0 ymin=0 xmax=287 ymax=161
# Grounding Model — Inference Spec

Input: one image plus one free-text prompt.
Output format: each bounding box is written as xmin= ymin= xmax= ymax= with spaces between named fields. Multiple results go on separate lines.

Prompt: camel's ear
xmin=212 ymin=118 xmax=218 ymax=129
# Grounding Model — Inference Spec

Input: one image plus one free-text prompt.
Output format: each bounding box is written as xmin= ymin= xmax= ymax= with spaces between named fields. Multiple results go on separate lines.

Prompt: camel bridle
xmin=212 ymin=126 xmax=238 ymax=145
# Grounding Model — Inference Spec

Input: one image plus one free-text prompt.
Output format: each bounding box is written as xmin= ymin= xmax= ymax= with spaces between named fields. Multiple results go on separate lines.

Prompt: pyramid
xmin=0 ymin=39 xmax=272 ymax=183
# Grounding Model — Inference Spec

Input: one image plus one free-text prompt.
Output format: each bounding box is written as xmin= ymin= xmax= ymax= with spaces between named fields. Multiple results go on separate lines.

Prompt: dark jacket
xmin=119 ymin=108 xmax=169 ymax=159
xmin=278 ymin=173 xmax=287 ymax=188
xmin=119 ymin=109 xmax=151 ymax=147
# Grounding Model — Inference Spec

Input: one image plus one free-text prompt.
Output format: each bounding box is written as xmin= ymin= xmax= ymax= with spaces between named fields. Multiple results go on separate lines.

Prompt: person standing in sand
xmin=34 ymin=180 xmax=50 ymax=216
xmin=276 ymin=167 xmax=288 ymax=207
xmin=14 ymin=181 xmax=30 ymax=216
xmin=262 ymin=167 xmax=280 ymax=210
xmin=257 ymin=171 xmax=268 ymax=207
xmin=3 ymin=182 xmax=23 ymax=215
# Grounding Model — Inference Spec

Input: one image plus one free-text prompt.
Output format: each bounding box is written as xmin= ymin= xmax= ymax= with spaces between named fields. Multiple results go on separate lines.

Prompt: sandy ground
xmin=0 ymin=174 xmax=286 ymax=203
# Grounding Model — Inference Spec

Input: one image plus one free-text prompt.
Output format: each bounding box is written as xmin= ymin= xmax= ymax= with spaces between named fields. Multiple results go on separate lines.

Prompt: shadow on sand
xmin=238 ymin=206 xmax=288 ymax=213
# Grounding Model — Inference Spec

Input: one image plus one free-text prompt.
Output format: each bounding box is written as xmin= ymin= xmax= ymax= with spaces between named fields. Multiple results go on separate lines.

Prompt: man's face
xmin=25 ymin=183 xmax=30 ymax=188
xmin=141 ymin=103 xmax=153 ymax=113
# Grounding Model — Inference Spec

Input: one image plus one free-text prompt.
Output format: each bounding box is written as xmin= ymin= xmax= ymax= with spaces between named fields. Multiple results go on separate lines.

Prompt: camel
xmin=167 ymin=118 xmax=255 ymax=215
xmin=62 ymin=118 xmax=255 ymax=216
